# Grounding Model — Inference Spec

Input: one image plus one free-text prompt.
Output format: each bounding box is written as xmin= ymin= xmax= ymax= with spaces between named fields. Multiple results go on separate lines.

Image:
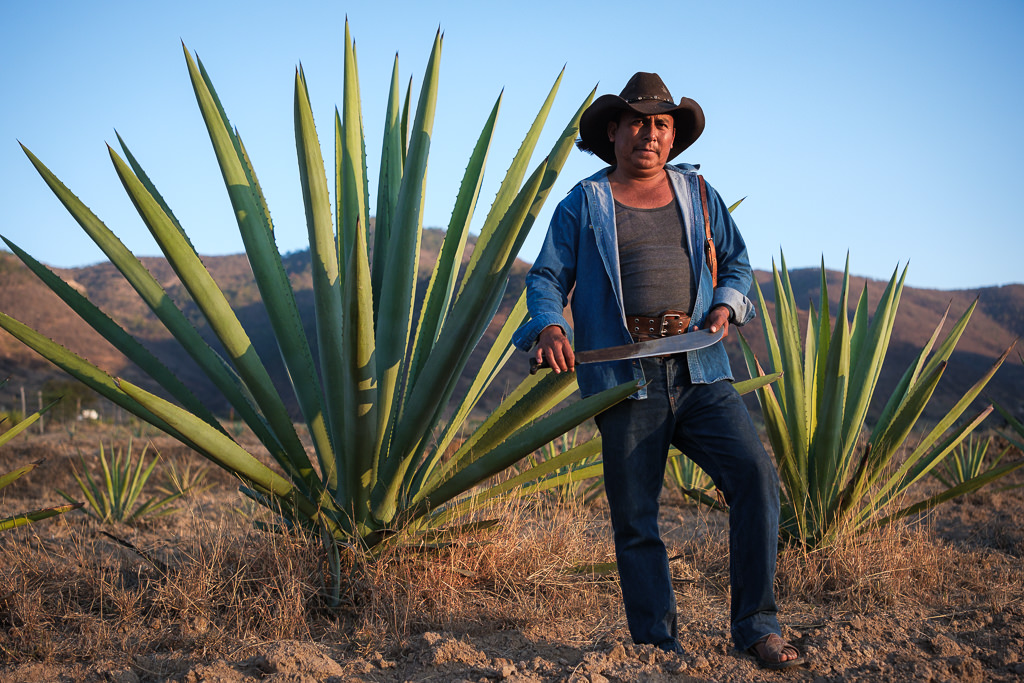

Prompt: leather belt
xmin=628 ymin=310 xmax=692 ymax=342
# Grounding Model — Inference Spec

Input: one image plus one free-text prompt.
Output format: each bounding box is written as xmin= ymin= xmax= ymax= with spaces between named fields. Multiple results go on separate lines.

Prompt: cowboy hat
xmin=577 ymin=72 xmax=704 ymax=165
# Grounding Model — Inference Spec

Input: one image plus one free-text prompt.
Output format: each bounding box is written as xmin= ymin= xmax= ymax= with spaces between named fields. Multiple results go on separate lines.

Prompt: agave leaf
xmin=294 ymin=66 xmax=344 ymax=495
xmin=342 ymin=212 xmax=378 ymax=517
xmin=872 ymin=343 xmax=1012 ymax=498
xmin=867 ymin=406 xmax=993 ymax=520
xmin=478 ymin=438 xmax=603 ymax=506
xmin=115 ymin=133 xmax=194 ymax=251
xmin=372 ymin=54 xmax=405 ymax=312
xmin=0 ymin=462 xmax=39 ymax=490
xmin=422 ymin=369 xmax=578 ymax=500
xmin=416 ymin=379 xmax=638 ymax=513
xmin=732 ymin=370 xmax=782 ymax=395
xmin=809 ymin=264 xmax=851 ymax=505
xmin=457 ymin=69 xmax=563 ymax=300
xmin=872 ymin=456 xmax=1024 ymax=528
xmin=19 ymin=145 xmax=281 ymax=455
xmin=0 ymin=313 xmax=191 ymax=437
xmin=109 ymin=146 xmax=318 ymax=496
xmin=183 ymin=49 xmax=329 ymax=495
xmin=339 ymin=19 xmax=370 ymax=268
xmin=374 ymin=30 xmax=442 ymax=488
xmin=115 ymin=378 xmax=325 ymax=522
xmin=0 ymin=503 xmax=83 ymax=532
xmin=406 ymin=290 xmax=530 ymax=498
xmin=406 ymin=93 xmax=501 ymax=393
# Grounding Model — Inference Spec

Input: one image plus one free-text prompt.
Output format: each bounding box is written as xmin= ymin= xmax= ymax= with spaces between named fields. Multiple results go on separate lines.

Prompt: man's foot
xmin=748 ymin=633 xmax=806 ymax=670
xmin=656 ymin=639 xmax=684 ymax=655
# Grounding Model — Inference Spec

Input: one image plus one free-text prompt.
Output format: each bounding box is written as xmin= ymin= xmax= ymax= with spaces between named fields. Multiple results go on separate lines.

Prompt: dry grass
xmin=1 ymin=435 xmax=1022 ymax=681
xmin=348 ymin=495 xmax=620 ymax=649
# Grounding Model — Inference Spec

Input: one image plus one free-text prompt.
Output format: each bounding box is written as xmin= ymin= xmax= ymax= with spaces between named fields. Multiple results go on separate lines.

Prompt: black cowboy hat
xmin=577 ymin=72 xmax=705 ymax=165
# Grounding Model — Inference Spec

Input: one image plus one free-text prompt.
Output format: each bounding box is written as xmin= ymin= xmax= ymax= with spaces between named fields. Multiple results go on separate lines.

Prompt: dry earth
xmin=1 ymin=424 xmax=1022 ymax=683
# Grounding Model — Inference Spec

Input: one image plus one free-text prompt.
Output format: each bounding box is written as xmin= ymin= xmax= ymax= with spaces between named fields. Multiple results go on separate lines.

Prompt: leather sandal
xmin=748 ymin=633 xmax=806 ymax=670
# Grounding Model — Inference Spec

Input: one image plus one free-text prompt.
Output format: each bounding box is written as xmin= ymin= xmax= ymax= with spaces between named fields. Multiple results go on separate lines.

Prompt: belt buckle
xmin=659 ymin=311 xmax=685 ymax=336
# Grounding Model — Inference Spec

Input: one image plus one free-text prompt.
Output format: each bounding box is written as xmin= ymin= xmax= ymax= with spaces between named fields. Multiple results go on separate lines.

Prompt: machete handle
xmin=529 ymin=357 xmax=548 ymax=374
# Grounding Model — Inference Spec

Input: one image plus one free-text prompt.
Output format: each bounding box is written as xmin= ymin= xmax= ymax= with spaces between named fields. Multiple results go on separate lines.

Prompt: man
xmin=512 ymin=72 xmax=803 ymax=669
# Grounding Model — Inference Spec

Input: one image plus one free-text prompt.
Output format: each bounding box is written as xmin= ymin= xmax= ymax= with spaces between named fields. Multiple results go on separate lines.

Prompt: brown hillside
xmin=0 ymin=229 xmax=528 ymax=421
xmin=0 ymin=247 xmax=1018 ymax=428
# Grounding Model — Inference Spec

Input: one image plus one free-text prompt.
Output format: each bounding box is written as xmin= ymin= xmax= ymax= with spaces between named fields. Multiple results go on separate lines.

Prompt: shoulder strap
xmin=697 ymin=175 xmax=718 ymax=288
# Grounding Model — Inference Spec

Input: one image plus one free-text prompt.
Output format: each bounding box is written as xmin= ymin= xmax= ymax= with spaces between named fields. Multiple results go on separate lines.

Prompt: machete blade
xmin=530 ymin=327 xmax=726 ymax=374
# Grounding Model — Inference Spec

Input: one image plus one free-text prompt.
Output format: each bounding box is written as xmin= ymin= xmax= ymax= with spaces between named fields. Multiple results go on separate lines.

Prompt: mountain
xmin=0 ymin=230 xmax=529 ymax=424
xmin=0 ymin=243 xmax=1019 ymax=429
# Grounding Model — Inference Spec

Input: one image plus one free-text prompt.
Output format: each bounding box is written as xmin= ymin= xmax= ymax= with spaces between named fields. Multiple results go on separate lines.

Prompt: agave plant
xmin=930 ymin=434 xmax=1009 ymax=490
xmin=739 ymin=254 xmax=1022 ymax=547
xmin=0 ymin=25 xmax=638 ymax=598
xmin=0 ymin=385 xmax=82 ymax=531
xmin=58 ymin=440 xmax=190 ymax=524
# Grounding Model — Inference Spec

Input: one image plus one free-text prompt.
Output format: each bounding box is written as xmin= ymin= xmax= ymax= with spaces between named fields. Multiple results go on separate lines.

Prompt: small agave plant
xmin=0 ymin=25 xmax=637 ymax=600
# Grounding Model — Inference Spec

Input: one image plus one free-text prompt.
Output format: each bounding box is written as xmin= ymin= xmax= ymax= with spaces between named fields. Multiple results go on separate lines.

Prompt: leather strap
xmin=627 ymin=310 xmax=691 ymax=341
xmin=698 ymin=175 xmax=718 ymax=288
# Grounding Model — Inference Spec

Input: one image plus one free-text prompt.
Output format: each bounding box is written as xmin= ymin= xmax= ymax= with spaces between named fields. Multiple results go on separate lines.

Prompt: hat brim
xmin=577 ymin=94 xmax=704 ymax=165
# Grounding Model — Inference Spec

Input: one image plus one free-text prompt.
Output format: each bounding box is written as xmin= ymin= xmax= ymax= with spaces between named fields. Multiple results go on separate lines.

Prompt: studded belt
xmin=627 ymin=310 xmax=692 ymax=342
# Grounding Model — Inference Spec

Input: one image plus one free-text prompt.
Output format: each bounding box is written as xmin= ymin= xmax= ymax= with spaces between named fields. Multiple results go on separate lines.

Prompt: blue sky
xmin=2 ymin=0 xmax=1022 ymax=290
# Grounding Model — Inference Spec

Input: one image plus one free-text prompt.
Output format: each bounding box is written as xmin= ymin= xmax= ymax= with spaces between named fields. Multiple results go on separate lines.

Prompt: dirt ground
xmin=1 ymin=425 xmax=1022 ymax=682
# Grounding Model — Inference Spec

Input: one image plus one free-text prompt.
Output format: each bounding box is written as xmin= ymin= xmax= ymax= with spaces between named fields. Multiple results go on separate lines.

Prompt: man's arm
xmin=511 ymin=192 xmax=582 ymax=359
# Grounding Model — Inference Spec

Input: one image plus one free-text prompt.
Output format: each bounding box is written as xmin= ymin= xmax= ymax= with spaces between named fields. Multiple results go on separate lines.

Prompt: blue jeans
xmin=594 ymin=355 xmax=782 ymax=651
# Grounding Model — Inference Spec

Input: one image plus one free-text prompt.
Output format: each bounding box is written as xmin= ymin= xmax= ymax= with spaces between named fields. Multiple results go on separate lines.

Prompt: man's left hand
xmin=702 ymin=305 xmax=731 ymax=339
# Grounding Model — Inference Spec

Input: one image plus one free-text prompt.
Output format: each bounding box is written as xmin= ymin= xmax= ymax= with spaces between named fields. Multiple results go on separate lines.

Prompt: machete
xmin=530 ymin=327 xmax=726 ymax=374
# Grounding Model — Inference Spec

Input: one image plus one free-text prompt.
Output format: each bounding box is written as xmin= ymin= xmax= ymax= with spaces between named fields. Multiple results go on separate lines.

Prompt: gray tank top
xmin=615 ymin=199 xmax=696 ymax=317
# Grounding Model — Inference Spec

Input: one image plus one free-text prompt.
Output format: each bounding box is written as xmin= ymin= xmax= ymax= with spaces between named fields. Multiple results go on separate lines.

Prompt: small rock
xmin=494 ymin=657 xmax=516 ymax=678
xmin=110 ymin=670 xmax=139 ymax=683
xmin=608 ymin=643 xmax=627 ymax=662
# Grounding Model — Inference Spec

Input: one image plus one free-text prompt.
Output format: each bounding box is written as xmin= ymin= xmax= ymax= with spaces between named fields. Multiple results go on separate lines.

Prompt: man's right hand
xmin=537 ymin=324 xmax=575 ymax=374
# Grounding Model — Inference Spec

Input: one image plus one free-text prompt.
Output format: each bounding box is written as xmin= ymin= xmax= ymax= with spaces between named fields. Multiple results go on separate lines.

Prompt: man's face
xmin=607 ymin=111 xmax=676 ymax=174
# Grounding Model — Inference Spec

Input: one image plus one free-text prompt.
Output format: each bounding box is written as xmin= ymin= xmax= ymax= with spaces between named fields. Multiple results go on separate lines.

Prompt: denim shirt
xmin=512 ymin=163 xmax=756 ymax=399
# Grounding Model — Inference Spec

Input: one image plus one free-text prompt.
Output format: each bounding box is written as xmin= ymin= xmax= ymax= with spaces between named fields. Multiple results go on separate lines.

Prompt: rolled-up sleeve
xmin=512 ymin=192 xmax=582 ymax=351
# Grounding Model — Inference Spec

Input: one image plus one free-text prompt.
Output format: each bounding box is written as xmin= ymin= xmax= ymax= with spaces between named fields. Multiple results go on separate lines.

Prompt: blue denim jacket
xmin=512 ymin=163 xmax=756 ymax=399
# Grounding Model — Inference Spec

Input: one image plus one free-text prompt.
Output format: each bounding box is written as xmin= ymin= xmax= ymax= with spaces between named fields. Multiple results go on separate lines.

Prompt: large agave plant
xmin=740 ymin=254 xmax=1022 ymax=547
xmin=0 ymin=26 xmax=637 ymax=596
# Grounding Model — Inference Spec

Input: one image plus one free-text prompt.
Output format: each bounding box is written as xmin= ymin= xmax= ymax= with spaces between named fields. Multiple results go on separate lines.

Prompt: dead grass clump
xmin=775 ymin=520 xmax=985 ymax=612
xmin=0 ymin=508 xmax=333 ymax=668
xmin=150 ymin=515 xmax=327 ymax=647
xmin=348 ymin=495 xmax=619 ymax=648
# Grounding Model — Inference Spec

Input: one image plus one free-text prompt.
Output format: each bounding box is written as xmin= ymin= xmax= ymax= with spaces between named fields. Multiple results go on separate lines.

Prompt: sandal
xmin=748 ymin=633 xmax=806 ymax=670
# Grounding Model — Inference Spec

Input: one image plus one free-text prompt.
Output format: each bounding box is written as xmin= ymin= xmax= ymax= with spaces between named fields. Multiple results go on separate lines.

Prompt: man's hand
xmin=702 ymin=305 xmax=732 ymax=339
xmin=537 ymin=324 xmax=575 ymax=373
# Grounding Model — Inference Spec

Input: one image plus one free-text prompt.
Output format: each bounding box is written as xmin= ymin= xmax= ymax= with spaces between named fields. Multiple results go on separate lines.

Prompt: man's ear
xmin=607 ymin=119 xmax=618 ymax=142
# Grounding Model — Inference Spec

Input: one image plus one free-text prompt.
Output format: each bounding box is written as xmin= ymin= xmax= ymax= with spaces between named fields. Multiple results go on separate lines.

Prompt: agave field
xmin=2 ymin=22 xmax=1024 ymax=683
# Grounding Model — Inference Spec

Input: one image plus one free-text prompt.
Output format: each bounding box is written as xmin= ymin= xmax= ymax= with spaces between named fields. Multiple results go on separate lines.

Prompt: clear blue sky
xmin=3 ymin=0 xmax=1022 ymax=290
